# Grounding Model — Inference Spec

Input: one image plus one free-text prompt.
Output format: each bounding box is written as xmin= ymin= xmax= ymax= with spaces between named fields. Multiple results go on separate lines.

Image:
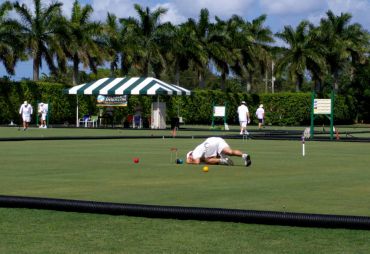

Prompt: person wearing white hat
xmin=38 ymin=102 xmax=48 ymax=128
xmin=255 ymin=104 xmax=265 ymax=129
xmin=237 ymin=101 xmax=250 ymax=135
xmin=186 ymin=137 xmax=251 ymax=167
xmin=19 ymin=101 xmax=33 ymax=130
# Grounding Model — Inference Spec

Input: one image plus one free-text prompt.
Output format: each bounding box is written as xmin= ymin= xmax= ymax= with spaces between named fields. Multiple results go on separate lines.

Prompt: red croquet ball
xmin=133 ymin=158 xmax=139 ymax=163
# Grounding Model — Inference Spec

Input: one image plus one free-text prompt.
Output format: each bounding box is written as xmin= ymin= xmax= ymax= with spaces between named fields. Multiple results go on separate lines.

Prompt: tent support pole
xmin=76 ymin=95 xmax=79 ymax=127
xmin=157 ymin=95 xmax=159 ymax=129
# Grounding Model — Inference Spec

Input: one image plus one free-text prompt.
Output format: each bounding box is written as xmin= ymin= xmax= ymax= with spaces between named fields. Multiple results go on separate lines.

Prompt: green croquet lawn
xmin=0 ymin=127 xmax=370 ymax=253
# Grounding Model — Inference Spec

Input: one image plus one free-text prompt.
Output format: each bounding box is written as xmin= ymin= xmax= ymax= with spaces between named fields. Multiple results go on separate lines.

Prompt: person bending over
xmin=186 ymin=137 xmax=251 ymax=167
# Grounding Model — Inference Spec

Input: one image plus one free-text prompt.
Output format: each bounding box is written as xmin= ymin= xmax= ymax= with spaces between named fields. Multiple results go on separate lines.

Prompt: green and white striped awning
xmin=64 ymin=77 xmax=191 ymax=96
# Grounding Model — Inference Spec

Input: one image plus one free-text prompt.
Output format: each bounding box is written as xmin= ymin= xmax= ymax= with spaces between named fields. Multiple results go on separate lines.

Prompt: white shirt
xmin=237 ymin=104 xmax=249 ymax=121
xmin=192 ymin=137 xmax=229 ymax=159
xmin=39 ymin=104 xmax=48 ymax=115
xmin=39 ymin=104 xmax=48 ymax=121
xmin=256 ymin=107 xmax=265 ymax=119
xmin=19 ymin=104 xmax=33 ymax=117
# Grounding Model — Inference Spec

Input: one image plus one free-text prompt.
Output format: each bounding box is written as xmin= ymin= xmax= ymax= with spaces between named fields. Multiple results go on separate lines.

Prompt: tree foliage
xmin=0 ymin=1 xmax=369 ymax=122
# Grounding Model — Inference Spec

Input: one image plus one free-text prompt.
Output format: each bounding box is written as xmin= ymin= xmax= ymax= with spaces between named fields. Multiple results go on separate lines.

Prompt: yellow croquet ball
xmin=202 ymin=166 xmax=209 ymax=172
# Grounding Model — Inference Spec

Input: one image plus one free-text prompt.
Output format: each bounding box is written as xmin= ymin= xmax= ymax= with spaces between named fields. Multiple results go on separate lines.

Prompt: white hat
xmin=24 ymin=101 xmax=28 ymax=105
xmin=259 ymin=104 xmax=263 ymax=108
xmin=186 ymin=151 xmax=193 ymax=160
xmin=241 ymin=101 xmax=246 ymax=104
xmin=40 ymin=102 xmax=44 ymax=105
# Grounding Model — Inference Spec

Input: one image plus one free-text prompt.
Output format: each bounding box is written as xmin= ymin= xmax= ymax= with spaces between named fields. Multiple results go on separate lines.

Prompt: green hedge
xmin=169 ymin=91 xmax=354 ymax=126
xmin=245 ymin=92 xmax=355 ymax=126
xmin=0 ymin=80 xmax=88 ymax=125
xmin=0 ymin=80 xmax=354 ymax=126
xmin=258 ymin=93 xmax=311 ymax=126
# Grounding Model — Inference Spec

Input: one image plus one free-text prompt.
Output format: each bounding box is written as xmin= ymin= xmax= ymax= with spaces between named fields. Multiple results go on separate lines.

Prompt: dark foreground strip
xmin=1 ymin=195 xmax=370 ymax=230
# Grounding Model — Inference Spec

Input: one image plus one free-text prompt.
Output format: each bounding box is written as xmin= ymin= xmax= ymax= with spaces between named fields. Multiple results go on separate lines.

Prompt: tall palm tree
xmin=0 ymin=1 xmax=24 ymax=75
xmin=102 ymin=13 xmax=121 ymax=77
xmin=61 ymin=0 xmax=103 ymax=85
xmin=208 ymin=16 xmax=236 ymax=90
xmin=275 ymin=21 xmax=326 ymax=92
xmin=217 ymin=15 xmax=247 ymax=89
xmin=219 ymin=14 xmax=273 ymax=92
xmin=118 ymin=17 xmax=136 ymax=76
xmin=237 ymin=15 xmax=274 ymax=92
xmin=305 ymin=25 xmax=329 ymax=93
xmin=13 ymin=0 xmax=64 ymax=81
xmin=166 ymin=22 xmax=207 ymax=86
xmin=120 ymin=4 xmax=168 ymax=77
xmin=317 ymin=10 xmax=368 ymax=92
xmin=185 ymin=8 xmax=212 ymax=88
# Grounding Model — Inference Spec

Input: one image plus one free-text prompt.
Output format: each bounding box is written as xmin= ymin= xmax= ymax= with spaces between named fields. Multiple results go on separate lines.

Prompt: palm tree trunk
xmin=296 ymin=75 xmax=303 ymax=92
xmin=110 ymin=62 xmax=115 ymax=77
xmin=247 ymin=74 xmax=253 ymax=93
xmin=296 ymin=81 xmax=300 ymax=92
xmin=73 ymin=55 xmax=80 ymax=86
xmin=175 ymin=62 xmax=180 ymax=86
xmin=144 ymin=60 xmax=149 ymax=77
xmin=198 ymin=71 xmax=205 ymax=88
xmin=314 ymin=79 xmax=321 ymax=94
xmin=33 ymin=58 xmax=39 ymax=81
xmin=220 ymin=72 xmax=226 ymax=91
xmin=120 ymin=53 xmax=128 ymax=76
xmin=333 ymin=70 xmax=339 ymax=91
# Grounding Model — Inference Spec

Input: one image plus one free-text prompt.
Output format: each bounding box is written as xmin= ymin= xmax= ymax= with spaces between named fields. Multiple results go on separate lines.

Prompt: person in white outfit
xmin=237 ymin=101 xmax=250 ymax=135
xmin=38 ymin=103 xmax=48 ymax=128
xmin=19 ymin=101 xmax=33 ymax=130
xmin=255 ymin=104 xmax=265 ymax=129
xmin=186 ymin=137 xmax=252 ymax=167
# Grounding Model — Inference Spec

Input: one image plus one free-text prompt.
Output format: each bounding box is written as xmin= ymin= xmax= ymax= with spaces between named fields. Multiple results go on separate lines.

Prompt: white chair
xmin=79 ymin=115 xmax=98 ymax=128
xmin=179 ymin=117 xmax=185 ymax=126
xmin=79 ymin=115 xmax=90 ymax=127
xmin=90 ymin=115 xmax=98 ymax=128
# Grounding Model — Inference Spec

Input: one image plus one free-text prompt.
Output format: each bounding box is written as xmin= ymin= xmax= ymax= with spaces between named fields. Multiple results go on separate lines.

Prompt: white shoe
xmin=240 ymin=131 xmax=243 ymax=135
xmin=242 ymin=154 xmax=252 ymax=167
xmin=39 ymin=126 xmax=43 ymax=128
xmin=220 ymin=158 xmax=234 ymax=166
xmin=43 ymin=126 xmax=47 ymax=128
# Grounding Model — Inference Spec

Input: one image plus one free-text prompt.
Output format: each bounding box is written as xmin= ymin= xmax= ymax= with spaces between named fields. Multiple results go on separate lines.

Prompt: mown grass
xmin=0 ymin=127 xmax=370 ymax=253
xmin=1 ymin=124 xmax=369 ymax=138
xmin=1 ymin=208 xmax=370 ymax=254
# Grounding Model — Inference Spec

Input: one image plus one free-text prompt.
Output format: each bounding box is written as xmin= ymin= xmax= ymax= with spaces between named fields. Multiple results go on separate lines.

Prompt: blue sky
xmin=1 ymin=0 xmax=370 ymax=81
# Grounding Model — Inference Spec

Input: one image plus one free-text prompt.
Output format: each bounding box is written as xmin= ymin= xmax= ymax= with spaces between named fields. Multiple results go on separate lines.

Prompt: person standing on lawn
xmin=237 ymin=101 xmax=250 ymax=135
xmin=19 ymin=101 xmax=33 ymax=130
xmin=255 ymin=104 xmax=265 ymax=129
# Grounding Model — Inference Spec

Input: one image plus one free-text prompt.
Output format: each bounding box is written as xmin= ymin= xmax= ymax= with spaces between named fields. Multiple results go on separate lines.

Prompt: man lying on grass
xmin=186 ymin=137 xmax=251 ymax=167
